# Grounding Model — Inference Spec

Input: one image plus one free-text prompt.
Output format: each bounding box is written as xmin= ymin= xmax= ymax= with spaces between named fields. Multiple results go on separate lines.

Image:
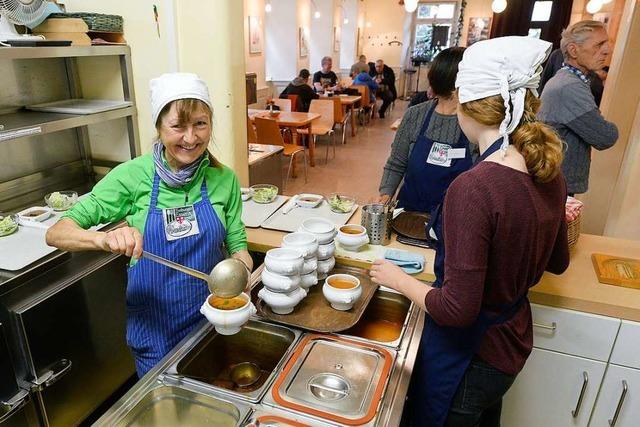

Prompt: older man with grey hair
xmin=538 ymin=20 xmax=618 ymax=195
xmin=313 ymin=56 xmax=340 ymax=93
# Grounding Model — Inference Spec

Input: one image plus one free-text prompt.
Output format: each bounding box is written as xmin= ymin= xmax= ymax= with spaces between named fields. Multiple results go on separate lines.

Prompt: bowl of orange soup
xmin=200 ymin=293 xmax=256 ymax=335
xmin=322 ymin=274 xmax=363 ymax=311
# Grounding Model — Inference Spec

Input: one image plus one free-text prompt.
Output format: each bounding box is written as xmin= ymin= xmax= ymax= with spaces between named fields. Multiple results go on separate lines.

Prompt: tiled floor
xmin=281 ymin=100 xmax=408 ymax=205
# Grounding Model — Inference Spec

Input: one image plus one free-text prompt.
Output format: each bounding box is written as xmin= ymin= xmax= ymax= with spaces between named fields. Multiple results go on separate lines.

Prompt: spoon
xmin=141 ymin=251 xmax=249 ymax=297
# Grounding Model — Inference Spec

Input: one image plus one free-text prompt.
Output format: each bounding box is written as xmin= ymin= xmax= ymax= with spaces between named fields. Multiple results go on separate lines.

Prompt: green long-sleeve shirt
xmin=63 ymin=153 xmax=247 ymax=256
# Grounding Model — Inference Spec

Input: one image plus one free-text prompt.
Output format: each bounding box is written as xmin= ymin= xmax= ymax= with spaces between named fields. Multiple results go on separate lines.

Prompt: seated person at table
xmin=279 ymin=69 xmax=318 ymax=112
xmin=350 ymin=55 xmax=370 ymax=78
xmin=352 ymin=71 xmax=378 ymax=103
xmin=370 ymin=59 xmax=397 ymax=118
xmin=313 ymin=56 xmax=341 ymax=93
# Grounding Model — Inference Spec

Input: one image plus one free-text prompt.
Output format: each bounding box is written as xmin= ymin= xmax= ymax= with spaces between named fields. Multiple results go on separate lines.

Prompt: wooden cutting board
xmin=592 ymin=253 xmax=640 ymax=290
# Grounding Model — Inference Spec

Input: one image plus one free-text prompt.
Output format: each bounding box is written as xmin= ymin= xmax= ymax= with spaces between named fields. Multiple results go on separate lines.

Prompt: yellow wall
xmin=360 ymin=0 xmax=405 ymax=67
xmin=460 ymin=0 xmax=493 ymax=47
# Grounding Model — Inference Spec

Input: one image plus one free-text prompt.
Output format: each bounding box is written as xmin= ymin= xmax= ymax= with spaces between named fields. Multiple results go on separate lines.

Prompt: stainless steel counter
xmin=94 ymin=265 xmax=425 ymax=426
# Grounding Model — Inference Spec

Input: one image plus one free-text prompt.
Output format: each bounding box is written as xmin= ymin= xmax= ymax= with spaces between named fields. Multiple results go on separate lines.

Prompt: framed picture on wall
xmin=333 ymin=26 xmax=341 ymax=52
xmin=467 ymin=17 xmax=491 ymax=46
xmin=299 ymin=27 xmax=308 ymax=57
xmin=248 ymin=16 xmax=262 ymax=54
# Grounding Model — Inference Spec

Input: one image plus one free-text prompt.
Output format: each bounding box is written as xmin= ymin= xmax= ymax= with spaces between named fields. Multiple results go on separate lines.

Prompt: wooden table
xmin=248 ymin=143 xmax=283 ymax=189
xmin=329 ymin=95 xmax=361 ymax=137
xmin=248 ymin=109 xmax=321 ymax=166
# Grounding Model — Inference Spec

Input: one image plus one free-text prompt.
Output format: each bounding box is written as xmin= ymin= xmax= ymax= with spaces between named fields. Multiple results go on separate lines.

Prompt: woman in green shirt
xmin=46 ymin=73 xmax=251 ymax=376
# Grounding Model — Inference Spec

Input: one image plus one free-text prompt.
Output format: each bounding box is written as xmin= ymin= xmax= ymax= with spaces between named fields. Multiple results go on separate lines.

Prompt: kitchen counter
xmin=247 ymin=204 xmax=640 ymax=322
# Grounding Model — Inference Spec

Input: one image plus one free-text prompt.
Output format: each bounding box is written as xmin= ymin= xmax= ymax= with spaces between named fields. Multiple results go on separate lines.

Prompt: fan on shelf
xmin=0 ymin=0 xmax=60 ymax=42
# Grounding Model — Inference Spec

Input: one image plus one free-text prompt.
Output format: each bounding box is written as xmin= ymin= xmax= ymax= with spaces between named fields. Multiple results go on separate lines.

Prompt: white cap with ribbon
xmin=455 ymin=36 xmax=552 ymax=152
xmin=149 ymin=72 xmax=212 ymax=126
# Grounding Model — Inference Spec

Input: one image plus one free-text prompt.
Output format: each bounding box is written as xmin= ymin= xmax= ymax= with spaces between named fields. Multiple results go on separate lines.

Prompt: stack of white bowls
xmin=298 ymin=217 xmax=337 ymax=281
xmin=282 ymin=231 xmax=319 ymax=290
xmin=259 ymin=248 xmax=307 ymax=314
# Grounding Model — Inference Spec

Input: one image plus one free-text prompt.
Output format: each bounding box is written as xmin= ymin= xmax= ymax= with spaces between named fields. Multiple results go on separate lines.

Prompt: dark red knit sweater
xmin=424 ymin=162 xmax=570 ymax=375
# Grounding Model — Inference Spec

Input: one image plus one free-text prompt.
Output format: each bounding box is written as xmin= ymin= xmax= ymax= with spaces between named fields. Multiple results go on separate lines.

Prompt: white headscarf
xmin=149 ymin=72 xmax=212 ymax=125
xmin=455 ymin=36 xmax=552 ymax=152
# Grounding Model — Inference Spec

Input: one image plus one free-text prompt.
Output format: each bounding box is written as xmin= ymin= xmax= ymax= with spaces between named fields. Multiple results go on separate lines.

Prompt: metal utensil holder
xmin=361 ymin=204 xmax=393 ymax=245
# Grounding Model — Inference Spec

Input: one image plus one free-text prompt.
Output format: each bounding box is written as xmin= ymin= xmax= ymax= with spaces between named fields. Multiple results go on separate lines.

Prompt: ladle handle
xmin=142 ymin=251 xmax=211 ymax=284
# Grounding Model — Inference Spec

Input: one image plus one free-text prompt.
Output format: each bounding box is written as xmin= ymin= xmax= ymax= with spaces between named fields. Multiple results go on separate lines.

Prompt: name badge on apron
xmin=163 ymin=205 xmax=200 ymax=241
xmin=426 ymin=142 xmax=453 ymax=167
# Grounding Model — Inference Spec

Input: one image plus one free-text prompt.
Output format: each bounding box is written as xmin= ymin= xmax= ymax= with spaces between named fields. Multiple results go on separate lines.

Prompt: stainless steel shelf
xmin=0 ymin=106 xmax=137 ymax=142
xmin=0 ymin=45 xmax=130 ymax=60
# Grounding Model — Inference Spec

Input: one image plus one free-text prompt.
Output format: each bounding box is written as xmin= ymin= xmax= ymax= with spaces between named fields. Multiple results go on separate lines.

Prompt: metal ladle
xmin=141 ymin=251 xmax=249 ymax=297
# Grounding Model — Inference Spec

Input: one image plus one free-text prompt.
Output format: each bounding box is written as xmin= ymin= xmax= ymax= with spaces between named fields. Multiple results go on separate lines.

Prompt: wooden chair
xmin=273 ymin=98 xmax=292 ymax=112
xmin=297 ymin=99 xmax=336 ymax=164
xmin=352 ymin=85 xmax=376 ymax=126
xmin=320 ymin=97 xmax=349 ymax=145
xmin=254 ymin=116 xmax=307 ymax=188
xmin=247 ymin=115 xmax=258 ymax=144
xmin=287 ymin=94 xmax=300 ymax=112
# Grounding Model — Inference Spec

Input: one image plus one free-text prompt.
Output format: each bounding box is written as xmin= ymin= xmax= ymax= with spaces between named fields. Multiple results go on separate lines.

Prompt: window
xmin=412 ymin=1 xmax=458 ymax=62
xmin=531 ymin=1 xmax=552 ymax=22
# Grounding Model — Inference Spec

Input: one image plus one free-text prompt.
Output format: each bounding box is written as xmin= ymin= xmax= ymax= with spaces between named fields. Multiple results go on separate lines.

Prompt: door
xmin=0 ymin=323 xmax=39 ymax=427
xmin=589 ymin=364 xmax=640 ymax=427
xmin=502 ymin=348 xmax=606 ymax=427
xmin=12 ymin=254 xmax=134 ymax=427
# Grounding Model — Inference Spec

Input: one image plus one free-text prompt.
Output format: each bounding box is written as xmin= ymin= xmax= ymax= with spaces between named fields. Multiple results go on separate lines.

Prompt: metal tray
xmin=241 ymin=195 xmax=288 ymax=228
xmin=252 ymin=266 xmax=378 ymax=333
xmin=26 ymin=99 xmax=132 ymax=115
xmin=260 ymin=200 xmax=357 ymax=233
xmin=391 ymin=211 xmax=430 ymax=240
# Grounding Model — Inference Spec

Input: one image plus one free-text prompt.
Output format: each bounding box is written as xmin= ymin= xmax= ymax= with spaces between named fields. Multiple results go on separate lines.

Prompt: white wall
xmin=360 ymin=0 xmax=405 ymax=67
xmin=309 ymin=0 xmax=337 ymax=74
xmin=265 ymin=0 xmax=297 ymax=81
xmin=297 ymin=0 xmax=311 ymax=72
xmin=339 ymin=0 xmax=359 ymax=69
xmin=244 ymin=0 xmax=267 ymax=90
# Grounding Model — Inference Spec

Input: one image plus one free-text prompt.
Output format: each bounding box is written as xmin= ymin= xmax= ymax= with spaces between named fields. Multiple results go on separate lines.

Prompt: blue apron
xmin=397 ymin=101 xmax=472 ymax=214
xmin=407 ymin=138 xmax=526 ymax=427
xmin=126 ymin=173 xmax=226 ymax=377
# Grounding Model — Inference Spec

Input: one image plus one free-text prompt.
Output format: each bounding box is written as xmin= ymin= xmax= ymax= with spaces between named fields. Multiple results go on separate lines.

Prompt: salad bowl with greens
xmin=44 ymin=191 xmax=78 ymax=211
xmin=327 ymin=193 xmax=356 ymax=213
xmin=250 ymin=184 xmax=278 ymax=204
xmin=0 ymin=214 xmax=18 ymax=237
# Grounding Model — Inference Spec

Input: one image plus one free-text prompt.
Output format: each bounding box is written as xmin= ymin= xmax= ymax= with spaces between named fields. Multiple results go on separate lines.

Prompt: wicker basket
xmin=49 ymin=12 xmax=123 ymax=33
xmin=567 ymin=213 xmax=581 ymax=251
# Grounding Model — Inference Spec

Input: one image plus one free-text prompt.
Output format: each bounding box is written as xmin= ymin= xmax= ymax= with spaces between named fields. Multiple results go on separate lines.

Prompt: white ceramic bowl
xmin=200 ymin=293 xmax=256 ymax=335
xmin=241 ymin=187 xmax=253 ymax=201
xmin=317 ymin=256 xmax=335 ymax=274
xmin=296 ymin=193 xmax=323 ymax=209
xmin=299 ymin=217 xmax=337 ymax=245
xmin=261 ymin=268 xmax=301 ymax=293
xmin=258 ymin=286 xmax=307 ymax=315
xmin=282 ymin=232 xmax=319 ymax=259
xmin=336 ymin=224 xmax=370 ymax=251
xmin=264 ymin=248 xmax=304 ymax=276
xmin=318 ymin=272 xmax=328 ymax=281
xmin=300 ymin=271 xmax=318 ymax=289
xmin=317 ymin=241 xmax=336 ymax=260
xmin=322 ymin=274 xmax=363 ymax=311
xmin=301 ymin=257 xmax=318 ymax=275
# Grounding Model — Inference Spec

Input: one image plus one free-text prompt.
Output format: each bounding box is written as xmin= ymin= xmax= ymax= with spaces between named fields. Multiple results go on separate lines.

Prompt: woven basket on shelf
xmin=567 ymin=213 xmax=581 ymax=251
xmin=49 ymin=12 xmax=123 ymax=33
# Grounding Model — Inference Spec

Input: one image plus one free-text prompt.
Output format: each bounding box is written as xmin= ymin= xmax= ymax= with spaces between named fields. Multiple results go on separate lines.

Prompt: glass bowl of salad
xmin=44 ymin=191 xmax=78 ymax=211
xmin=0 ymin=214 xmax=18 ymax=237
xmin=250 ymin=184 xmax=278 ymax=204
xmin=327 ymin=193 xmax=356 ymax=213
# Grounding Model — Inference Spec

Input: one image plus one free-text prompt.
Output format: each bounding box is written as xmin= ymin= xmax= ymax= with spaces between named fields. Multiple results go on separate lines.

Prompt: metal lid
xmin=271 ymin=335 xmax=393 ymax=426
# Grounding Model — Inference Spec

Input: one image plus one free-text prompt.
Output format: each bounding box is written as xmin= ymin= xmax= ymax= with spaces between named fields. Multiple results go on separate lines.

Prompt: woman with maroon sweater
xmin=370 ymin=37 xmax=570 ymax=427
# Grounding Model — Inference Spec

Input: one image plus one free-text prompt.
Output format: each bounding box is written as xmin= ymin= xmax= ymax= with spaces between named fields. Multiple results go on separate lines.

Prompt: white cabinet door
xmin=502 ymin=348 xmax=606 ymax=427
xmin=589 ymin=364 xmax=640 ymax=427
xmin=610 ymin=321 xmax=640 ymax=369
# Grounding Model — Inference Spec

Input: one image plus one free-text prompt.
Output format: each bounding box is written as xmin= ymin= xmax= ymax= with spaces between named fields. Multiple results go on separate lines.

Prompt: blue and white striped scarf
xmin=152 ymin=142 xmax=205 ymax=188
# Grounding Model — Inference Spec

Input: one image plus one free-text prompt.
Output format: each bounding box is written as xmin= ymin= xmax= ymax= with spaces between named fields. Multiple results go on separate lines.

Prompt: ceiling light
xmin=344 ymin=18 xmax=349 ymax=24
xmin=404 ymin=0 xmax=418 ymax=13
xmin=586 ymin=0 xmax=603 ymax=13
xmin=601 ymin=0 xmax=613 ymax=3
xmin=265 ymin=2 xmax=272 ymax=13
xmin=366 ymin=21 xmax=372 ymax=28
xmin=314 ymin=10 xmax=321 ymax=19
xmin=491 ymin=0 xmax=507 ymax=14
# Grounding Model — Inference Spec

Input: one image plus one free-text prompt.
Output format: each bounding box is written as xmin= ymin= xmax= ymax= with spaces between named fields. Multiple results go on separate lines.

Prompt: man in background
xmin=279 ymin=69 xmax=318 ymax=112
xmin=369 ymin=59 xmax=396 ymax=118
xmin=538 ymin=20 xmax=618 ymax=195
xmin=313 ymin=56 xmax=341 ymax=93
xmin=350 ymin=55 xmax=370 ymax=78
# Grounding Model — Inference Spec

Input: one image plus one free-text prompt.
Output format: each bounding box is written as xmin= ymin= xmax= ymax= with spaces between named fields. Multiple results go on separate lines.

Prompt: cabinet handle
xmin=608 ymin=380 xmax=628 ymax=427
xmin=533 ymin=321 xmax=557 ymax=331
xmin=571 ymin=371 xmax=589 ymax=417
xmin=0 ymin=389 xmax=30 ymax=423
xmin=31 ymin=358 xmax=72 ymax=392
